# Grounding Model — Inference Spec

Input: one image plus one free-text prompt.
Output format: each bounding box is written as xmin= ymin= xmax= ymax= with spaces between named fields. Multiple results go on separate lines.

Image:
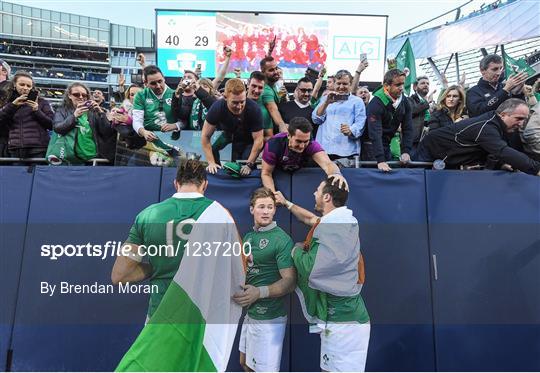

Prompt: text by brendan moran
xmin=40 ymin=281 xmax=158 ymax=296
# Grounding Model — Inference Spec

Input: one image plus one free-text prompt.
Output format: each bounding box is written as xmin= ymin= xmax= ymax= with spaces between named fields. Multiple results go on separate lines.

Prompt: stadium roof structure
xmin=386 ymin=0 xmax=540 ymax=88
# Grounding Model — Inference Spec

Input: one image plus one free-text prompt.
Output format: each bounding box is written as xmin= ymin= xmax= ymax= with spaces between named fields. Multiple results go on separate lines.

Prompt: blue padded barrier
xmin=289 ymin=168 xmax=436 ymax=372
xmin=426 ymin=171 xmax=540 ymax=371
xmin=3 ymin=167 xmax=540 ymax=371
xmin=9 ymin=166 xmax=162 ymax=371
xmin=0 ymin=167 xmax=34 ymax=371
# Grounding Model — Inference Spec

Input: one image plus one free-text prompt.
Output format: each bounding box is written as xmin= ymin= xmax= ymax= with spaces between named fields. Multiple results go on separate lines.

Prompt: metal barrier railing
xmin=339 ymin=161 xmax=434 ymax=168
xmin=236 ymin=159 xmax=435 ymax=169
xmin=0 ymin=157 xmax=434 ymax=168
xmin=0 ymin=158 xmax=110 ymax=166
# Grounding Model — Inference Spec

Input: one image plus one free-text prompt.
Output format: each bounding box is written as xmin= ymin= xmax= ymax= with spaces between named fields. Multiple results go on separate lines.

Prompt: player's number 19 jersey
xmin=126 ymin=195 xmax=214 ymax=317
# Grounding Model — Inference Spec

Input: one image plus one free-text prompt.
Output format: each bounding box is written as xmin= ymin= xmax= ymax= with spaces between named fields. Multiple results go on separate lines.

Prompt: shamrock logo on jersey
xmin=322 ymin=354 xmax=329 ymax=365
xmin=259 ymin=238 xmax=269 ymax=249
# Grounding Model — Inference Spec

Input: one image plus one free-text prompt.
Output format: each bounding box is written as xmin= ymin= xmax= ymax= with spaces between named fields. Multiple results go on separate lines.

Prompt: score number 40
xmin=165 ymin=35 xmax=209 ymax=47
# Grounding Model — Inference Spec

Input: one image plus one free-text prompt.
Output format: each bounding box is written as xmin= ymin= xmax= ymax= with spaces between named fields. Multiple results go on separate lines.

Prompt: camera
xmin=182 ymin=79 xmax=192 ymax=86
xmin=305 ymin=67 xmax=320 ymax=83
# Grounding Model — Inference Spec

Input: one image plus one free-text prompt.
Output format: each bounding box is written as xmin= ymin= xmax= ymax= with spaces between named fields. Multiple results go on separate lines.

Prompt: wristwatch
xmin=246 ymin=162 xmax=256 ymax=170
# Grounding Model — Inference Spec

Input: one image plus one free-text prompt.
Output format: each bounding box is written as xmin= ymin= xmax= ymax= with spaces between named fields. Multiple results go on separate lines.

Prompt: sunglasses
xmin=71 ymin=92 xmax=88 ymax=99
xmin=298 ymin=88 xmax=313 ymax=93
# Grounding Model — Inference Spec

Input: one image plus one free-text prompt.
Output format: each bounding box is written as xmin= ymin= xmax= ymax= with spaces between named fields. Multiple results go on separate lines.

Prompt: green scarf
xmin=189 ymin=99 xmax=207 ymax=130
xmin=75 ymin=113 xmax=97 ymax=161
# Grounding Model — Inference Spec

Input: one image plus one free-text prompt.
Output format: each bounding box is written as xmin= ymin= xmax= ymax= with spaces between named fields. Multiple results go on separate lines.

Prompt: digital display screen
xmin=156 ymin=10 xmax=387 ymax=82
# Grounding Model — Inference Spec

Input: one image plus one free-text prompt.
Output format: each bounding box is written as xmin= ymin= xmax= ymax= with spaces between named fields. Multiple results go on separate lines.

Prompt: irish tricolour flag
xmin=116 ymin=202 xmax=245 ymax=372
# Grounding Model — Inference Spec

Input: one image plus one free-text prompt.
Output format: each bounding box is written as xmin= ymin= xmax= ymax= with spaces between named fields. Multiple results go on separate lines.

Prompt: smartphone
xmin=196 ymin=63 xmax=202 ymax=69
xmin=84 ymin=100 xmax=93 ymax=108
xmin=334 ymin=93 xmax=350 ymax=101
xmin=27 ymin=89 xmax=38 ymax=102
xmin=360 ymin=53 xmax=368 ymax=61
xmin=305 ymin=67 xmax=320 ymax=82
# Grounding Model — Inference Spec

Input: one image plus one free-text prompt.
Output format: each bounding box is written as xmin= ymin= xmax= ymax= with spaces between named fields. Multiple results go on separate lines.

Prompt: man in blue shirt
xmin=312 ymin=70 xmax=366 ymax=159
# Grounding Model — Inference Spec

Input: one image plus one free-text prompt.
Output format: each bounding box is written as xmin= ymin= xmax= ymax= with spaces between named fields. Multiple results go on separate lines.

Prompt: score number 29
xmin=165 ymin=35 xmax=209 ymax=47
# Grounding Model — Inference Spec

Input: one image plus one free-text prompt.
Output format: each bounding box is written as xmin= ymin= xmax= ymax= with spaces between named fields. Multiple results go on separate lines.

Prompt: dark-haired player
xmin=261 ymin=117 xmax=347 ymax=193
xmin=114 ymin=159 xmax=244 ymax=371
xmin=111 ymin=160 xmax=242 ymax=320
xmin=275 ymin=178 xmax=370 ymax=372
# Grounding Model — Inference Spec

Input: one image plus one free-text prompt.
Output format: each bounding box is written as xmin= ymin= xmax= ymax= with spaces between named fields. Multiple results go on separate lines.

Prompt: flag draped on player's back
xmin=294 ymin=207 xmax=368 ymax=325
xmin=116 ymin=201 xmax=245 ymax=372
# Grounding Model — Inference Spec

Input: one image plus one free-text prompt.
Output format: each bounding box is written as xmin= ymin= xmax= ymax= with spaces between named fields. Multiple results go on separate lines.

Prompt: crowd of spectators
xmin=0 ymin=40 xmax=108 ymax=62
xmin=9 ymin=66 xmax=108 ymax=83
xmin=1 ymin=43 xmax=539 ymax=176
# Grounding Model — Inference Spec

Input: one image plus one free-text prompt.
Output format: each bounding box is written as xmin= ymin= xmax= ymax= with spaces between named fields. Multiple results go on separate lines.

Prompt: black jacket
xmin=171 ymin=87 xmax=216 ymax=126
xmin=408 ymin=92 xmax=430 ymax=143
xmin=417 ymin=112 xmax=540 ymax=174
xmin=53 ymin=106 xmax=116 ymax=162
xmin=0 ymin=98 xmax=53 ymax=149
xmin=427 ymin=108 xmax=455 ymax=130
xmin=466 ymin=78 xmax=524 ymax=118
xmin=367 ymin=88 xmax=414 ymax=162
xmin=0 ymin=81 xmax=8 ymax=156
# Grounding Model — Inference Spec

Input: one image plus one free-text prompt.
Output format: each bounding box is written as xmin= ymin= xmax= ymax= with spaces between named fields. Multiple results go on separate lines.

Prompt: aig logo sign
xmin=333 ymin=36 xmax=381 ymax=60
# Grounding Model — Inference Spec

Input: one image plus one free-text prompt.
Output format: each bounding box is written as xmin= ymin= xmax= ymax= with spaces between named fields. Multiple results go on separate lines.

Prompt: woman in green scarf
xmin=52 ymin=82 xmax=116 ymax=163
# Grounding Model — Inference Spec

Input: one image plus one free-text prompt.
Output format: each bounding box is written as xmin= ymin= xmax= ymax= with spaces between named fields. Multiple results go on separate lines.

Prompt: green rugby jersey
xmin=257 ymin=96 xmax=273 ymax=130
xmin=293 ymin=208 xmax=370 ymax=324
xmin=125 ymin=192 xmax=213 ymax=318
xmin=260 ymin=83 xmax=280 ymax=129
xmin=243 ymin=222 xmax=294 ymax=320
xmin=133 ymin=86 xmax=176 ymax=131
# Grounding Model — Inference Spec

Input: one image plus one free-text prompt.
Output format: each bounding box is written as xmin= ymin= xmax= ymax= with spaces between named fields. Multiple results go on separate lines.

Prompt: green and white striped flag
xmin=116 ymin=201 xmax=245 ymax=372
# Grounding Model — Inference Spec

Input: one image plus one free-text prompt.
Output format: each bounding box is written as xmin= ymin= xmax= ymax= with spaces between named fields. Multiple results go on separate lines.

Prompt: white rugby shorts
xmin=319 ymin=322 xmax=371 ymax=372
xmin=239 ymin=315 xmax=287 ymax=372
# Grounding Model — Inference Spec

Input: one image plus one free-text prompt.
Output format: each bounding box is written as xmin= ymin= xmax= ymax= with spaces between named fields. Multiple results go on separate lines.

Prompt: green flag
xmin=502 ymin=50 xmax=536 ymax=79
xmin=396 ymin=38 xmax=416 ymax=95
